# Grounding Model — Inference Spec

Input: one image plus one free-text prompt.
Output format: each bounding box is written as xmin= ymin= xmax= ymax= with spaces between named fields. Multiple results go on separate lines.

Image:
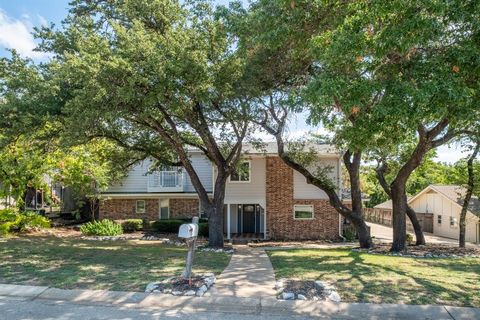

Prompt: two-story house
xmin=99 ymin=143 xmax=343 ymax=240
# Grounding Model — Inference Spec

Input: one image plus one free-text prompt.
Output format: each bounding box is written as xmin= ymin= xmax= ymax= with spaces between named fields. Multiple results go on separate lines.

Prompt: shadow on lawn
xmin=268 ymin=248 xmax=480 ymax=307
xmin=0 ymin=237 xmax=230 ymax=292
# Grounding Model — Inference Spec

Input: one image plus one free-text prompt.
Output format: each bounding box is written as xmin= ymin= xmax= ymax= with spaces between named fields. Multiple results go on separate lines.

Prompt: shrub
xmin=18 ymin=212 xmax=51 ymax=230
xmin=0 ymin=208 xmax=19 ymax=222
xmin=0 ymin=209 xmax=50 ymax=236
xmin=121 ymin=219 xmax=143 ymax=232
xmin=406 ymin=233 xmax=414 ymax=245
xmin=80 ymin=219 xmax=123 ymax=236
xmin=151 ymin=219 xmax=185 ymax=233
xmin=198 ymin=222 xmax=208 ymax=237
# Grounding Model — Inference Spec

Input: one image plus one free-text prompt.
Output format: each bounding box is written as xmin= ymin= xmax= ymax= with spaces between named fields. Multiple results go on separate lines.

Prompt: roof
xmin=374 ymin=199 xmax=393 ymax=210
xmin=373 ymin=197 xmax=413 ymax=210
xmin=374 ymin=185 xmax=480 ymax=215
xmin=427 ymin=185 xmax=480 ymax=215
xmin=242 ymin=142 xmax=340 ymax=156
xmin=188 ymin=141 xmax=340 ymax=157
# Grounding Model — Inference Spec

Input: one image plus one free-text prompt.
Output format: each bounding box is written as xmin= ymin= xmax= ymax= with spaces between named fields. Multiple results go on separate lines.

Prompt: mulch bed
xmin=155 ymin=276 xmax=206 ymax=292
xmin=283 ymin=280 xmax=323 ymax=300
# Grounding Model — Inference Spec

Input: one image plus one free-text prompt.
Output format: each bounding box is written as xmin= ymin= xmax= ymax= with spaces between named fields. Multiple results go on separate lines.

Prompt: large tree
xmin=225 ymin=0 xmax=374 ymax=247
xmin=33 ymin=0 xmax=256 ymax=247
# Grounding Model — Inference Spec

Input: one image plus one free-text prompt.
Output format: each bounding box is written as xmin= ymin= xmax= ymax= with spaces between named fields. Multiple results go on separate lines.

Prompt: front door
xmin=242 ymin=204 xmax=256 ymax=233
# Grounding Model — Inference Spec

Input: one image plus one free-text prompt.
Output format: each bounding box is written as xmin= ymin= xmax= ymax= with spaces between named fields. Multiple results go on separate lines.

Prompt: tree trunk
xmin=376 ymin=160 xmax=425 ymax=245
xmin=406 ymin=206 xmax=426 ymax=245
xmin=459 ymin=141 xmax=479 ymax=248
xmin=391 ymin=183 xmax=407 ymax=252
xmin=349 ymin=212 xmax=373 ymax=248
xmin=204 ymin=173 xmax=228 ymax=248
xmin=344 ymin=151 xmax=373 ymax=248
xmin=206 ymin=201 xmax=225 ymax=248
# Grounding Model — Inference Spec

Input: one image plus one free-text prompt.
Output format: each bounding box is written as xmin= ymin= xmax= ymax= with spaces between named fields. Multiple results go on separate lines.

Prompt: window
xmin=450 ymin=216 xmax=458 ymax=227
xmin=437 ymin=215 xmax=442 ymax=224
xmin=294 ymin=205 xmax=314 ymax=220
xmin=136 ymin=200 xmax=146 ymax=214
xmin=229 ymin=161 xmax=251 ymax=182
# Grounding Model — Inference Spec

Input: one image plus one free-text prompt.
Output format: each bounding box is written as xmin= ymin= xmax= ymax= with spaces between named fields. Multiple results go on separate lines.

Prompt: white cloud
xmin=0 ymin=9 xmax=50 ymax=60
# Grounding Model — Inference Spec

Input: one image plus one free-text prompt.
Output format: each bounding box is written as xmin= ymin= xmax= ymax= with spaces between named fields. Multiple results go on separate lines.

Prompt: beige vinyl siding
xmin=224 ymin=157 xmax=266 ymax=204
xmin=410 ymin=191 xmax=479 ymax=242
xmin=183 ymin=154 xmax=214 ymax=193
xmin=106 ymin=161 xmax=149 ymax=193
xmin=293 ymin=158 xmax=339 ymax=200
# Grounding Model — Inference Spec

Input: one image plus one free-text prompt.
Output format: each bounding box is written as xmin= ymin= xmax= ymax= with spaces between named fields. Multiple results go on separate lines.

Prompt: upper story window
xmin=229 ymin=161 xmax=251 ymax=183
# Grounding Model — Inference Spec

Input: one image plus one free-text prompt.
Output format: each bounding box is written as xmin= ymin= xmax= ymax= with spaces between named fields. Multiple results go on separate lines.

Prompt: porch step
xmin=231 ymin=239 xmax=249 ymax=245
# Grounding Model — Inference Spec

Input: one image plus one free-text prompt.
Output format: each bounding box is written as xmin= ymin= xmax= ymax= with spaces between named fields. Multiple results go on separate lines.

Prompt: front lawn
xmin=0 ymin=237 xmax=230 ymax=292
xmin=267 ymin=248 xmax=480 ymax=307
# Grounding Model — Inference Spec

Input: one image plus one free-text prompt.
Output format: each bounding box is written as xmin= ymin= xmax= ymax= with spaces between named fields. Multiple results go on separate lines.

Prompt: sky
xmin=0 ymin=0 xmax=465 ymax=163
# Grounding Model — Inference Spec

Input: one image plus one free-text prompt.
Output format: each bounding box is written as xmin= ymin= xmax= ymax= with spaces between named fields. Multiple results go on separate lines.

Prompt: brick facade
xmin=265 ymin=157 xmax=340 ymax=240
xmin=169 ymin=198 xmax=199 ymax=219
xmin=99 ymin=199 xmax=159 ymax=220
xmin=99 ymin=198 xmax=199 ymax=221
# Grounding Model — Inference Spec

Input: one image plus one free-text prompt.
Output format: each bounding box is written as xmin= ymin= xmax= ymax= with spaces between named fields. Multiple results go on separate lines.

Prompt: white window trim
xmin=293 ymin=204 xmax=314 ymax=220
xmin=136 ymin=200 xmax=146 ymax=214
xmin=229 ymin=160 xmax=252 ymax=183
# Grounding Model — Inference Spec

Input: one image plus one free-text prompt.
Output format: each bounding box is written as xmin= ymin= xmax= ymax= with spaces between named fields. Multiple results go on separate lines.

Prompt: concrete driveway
xmin=367 ymin=222 xmax=478 ymax=247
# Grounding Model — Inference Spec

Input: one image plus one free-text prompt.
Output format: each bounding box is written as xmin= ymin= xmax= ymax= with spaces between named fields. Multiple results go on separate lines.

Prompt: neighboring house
xmin=365 ymin=197 xmax=434 ymax=233
xmin=409 ymin=185 xmax=480 ymax=243
xmin=365 ymin=185 xmax=480 ymax=243
xmin=99 ymin=143 xmax=344 ymax=240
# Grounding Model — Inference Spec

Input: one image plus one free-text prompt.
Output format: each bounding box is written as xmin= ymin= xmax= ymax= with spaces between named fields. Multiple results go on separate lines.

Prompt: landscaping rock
xmin=297 ymin=294 xmax=307 ymax=300
xmin=145 ymin=274 xmax=215 ymax=297
xmin=314 ymin=281 xmax=325 ymax=291
xmin=145 ymin=282 xmax=160 ymax=293
xmin=327 ymin=291 xmax=341 ymax=303
xmin=184 ymin=290 xmax=196 ymax=296
xmin=196 ymin=285 xmax=208 ymax=297
xmin=282 ymin=292 xmax=295 ymax=300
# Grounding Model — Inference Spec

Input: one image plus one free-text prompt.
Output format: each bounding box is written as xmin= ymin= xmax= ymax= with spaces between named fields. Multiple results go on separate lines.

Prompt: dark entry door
xmin=242 ymin=204 xmax=256 ymax=233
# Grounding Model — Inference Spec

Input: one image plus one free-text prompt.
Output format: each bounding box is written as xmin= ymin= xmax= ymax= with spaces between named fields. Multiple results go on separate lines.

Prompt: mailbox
xmin=178 ymin=223 xmax=198 ymax=239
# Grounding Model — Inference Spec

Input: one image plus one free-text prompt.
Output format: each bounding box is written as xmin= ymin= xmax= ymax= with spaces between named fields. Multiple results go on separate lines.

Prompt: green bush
xmin=80 ymin=219 xmax=123 ymax=236
xmin=18 ymin=212 xmax=51 ymax=230
xmin=150 ymin=219 xmax=209 ymax=237
xmin=0 ymin=208 xmax=18 ymax=221
xmin=0 ymin=209 xmax=50 ymax=236
xmin=151 ymin=219 xmax=185 ymax=233
xmin=406 ymin=233 xmax=414 ymax=245
xmin=198 ymin=222 xmax=208 ymax=237
xmin=121 ymin=219 xmax=143 ymax=232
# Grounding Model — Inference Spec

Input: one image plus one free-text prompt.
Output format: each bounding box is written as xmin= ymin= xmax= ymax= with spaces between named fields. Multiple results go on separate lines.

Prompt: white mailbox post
xmin=178 ymin=217 xmax=199 ymax=280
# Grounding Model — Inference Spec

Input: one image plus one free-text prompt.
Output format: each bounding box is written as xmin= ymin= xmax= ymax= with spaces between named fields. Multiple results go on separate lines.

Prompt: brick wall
xmin=99 ymin=199 xmax=159 ymax=220
xmin=169 ymin=198 xmax=199 ymax=219
xmin=266 ymin=157 xmax=340 ymax=240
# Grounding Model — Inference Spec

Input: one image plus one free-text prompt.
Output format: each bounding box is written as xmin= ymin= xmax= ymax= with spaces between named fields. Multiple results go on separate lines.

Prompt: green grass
xmin=267 ymin=248 xmax=480 ymax=307
xmin=0 ymin=237 xmax=230 ymax=292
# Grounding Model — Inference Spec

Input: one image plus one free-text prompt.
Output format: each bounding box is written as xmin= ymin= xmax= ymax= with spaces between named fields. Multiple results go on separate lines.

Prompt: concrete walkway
xmin=207 ymin=245 xmax=276 ymax=297
xmin=1 ymin=284 xmax=479 ymax=319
